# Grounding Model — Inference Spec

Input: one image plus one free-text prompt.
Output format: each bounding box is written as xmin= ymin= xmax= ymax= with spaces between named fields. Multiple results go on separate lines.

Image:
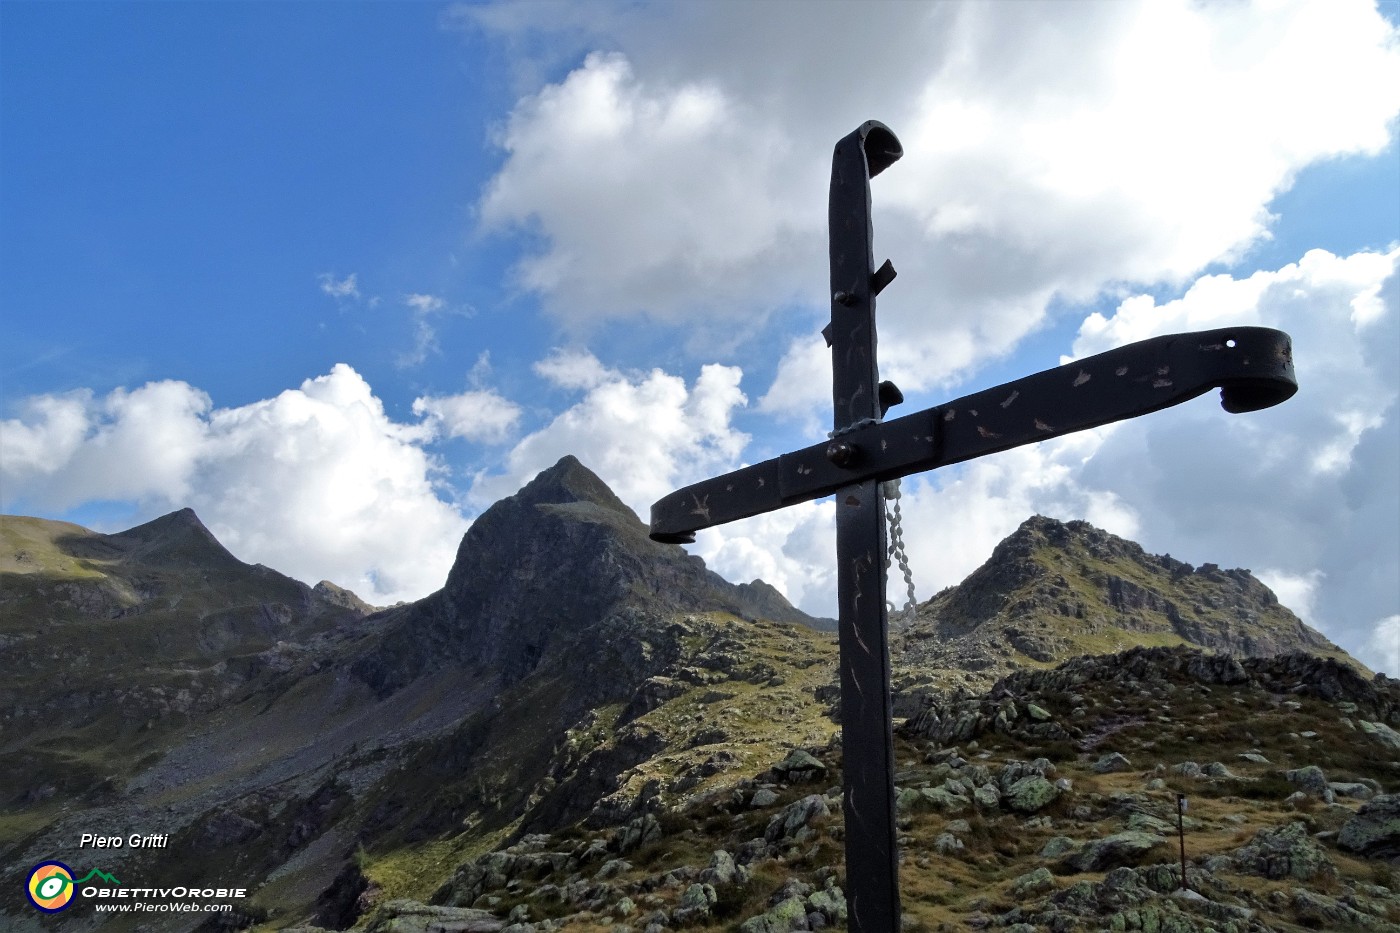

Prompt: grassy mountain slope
xmin=318 ymin=647 xmax=1400 ymax=933
xmin=0 ymin=509 xmax=373 ymax=852
xmin=0 ymin=458 xmax=826 ymax=931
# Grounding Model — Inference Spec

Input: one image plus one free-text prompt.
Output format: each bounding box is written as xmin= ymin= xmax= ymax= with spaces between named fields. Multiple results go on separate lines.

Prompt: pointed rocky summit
xmin=104 ymin=507 xmax=247 ymax=569
xmin=352 ymin=456 xmax=820 ymax=696
xmin=893 ymin=515 xmax=1361 ymax=699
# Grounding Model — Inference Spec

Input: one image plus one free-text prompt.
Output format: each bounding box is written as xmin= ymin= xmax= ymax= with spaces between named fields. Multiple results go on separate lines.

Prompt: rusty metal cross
xmin=649 ymin=120 xmax=1297 ymax=931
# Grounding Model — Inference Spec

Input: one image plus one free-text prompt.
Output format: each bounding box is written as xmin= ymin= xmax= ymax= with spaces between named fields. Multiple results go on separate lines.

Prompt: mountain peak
xmin=515 ymin=455 xmax=637 ymax=516
xmin=108 ymin=508 xmax=244 ymax=568
xmin=894 ymin=513 xmax=1360 ymax=700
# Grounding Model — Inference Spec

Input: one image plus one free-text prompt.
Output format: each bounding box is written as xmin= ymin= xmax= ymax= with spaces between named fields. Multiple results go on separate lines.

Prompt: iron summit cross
xmin=649 ymin=121 xmax=1297 ymax=930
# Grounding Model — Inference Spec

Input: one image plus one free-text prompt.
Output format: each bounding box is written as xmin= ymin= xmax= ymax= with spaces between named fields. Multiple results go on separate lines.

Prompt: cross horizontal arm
xmin=650 ymin=325 xmax=1295 ymax=543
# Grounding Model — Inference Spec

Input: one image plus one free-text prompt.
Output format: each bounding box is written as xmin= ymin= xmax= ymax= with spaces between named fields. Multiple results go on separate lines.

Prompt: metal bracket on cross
xmin=648 ymin=120 xmax=1297 ymax=932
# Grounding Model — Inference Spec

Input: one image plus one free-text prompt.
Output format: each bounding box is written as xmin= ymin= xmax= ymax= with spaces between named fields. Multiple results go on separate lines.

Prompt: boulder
xmin=973 ymin=783 xmax=1001 ymax=810
xmin=1359 ymin=720 xmax=1400 ymax=750
xmin=672 ymin=883 xmax=718 ymax=924
xmin=806 ymin=885 xmax=846 ymax=925
xmin=1011 ymin=866 xmax=1057 ymax=899
xmin=1004 ymin=775 xmax=1062 ymax=814
xmin=1328 ymin=781 xmax=1376 ymax=800
xmin=1231 ymin=822 xmax=1336 ymax=882
xmin=1284 ymin=765 xmax=1333 ymax=801
xmin=750 ymin=788 xmax=779 ymax=808
xmin=699 ymin=849 xmax=738 ymax=886
xmin=1339 ymin=793 xmax=1400 ymax=858
xmin=773 ymin=749 xmax=828 ymax=782
xmin=1092 ymin=752 xmax=1133 ymax=774
xmin=1064 ymin=832 xmax=1165 ymax=873
xmin=765 ymin=794 xmax=830 ymax=843
xmin=361 ymin=900 xmax=505 ymax=933
xmin=615 ymin=814 xmax=661 ymax=853
xmin=739 ymin=896 xmax=810 ymax=933
xmin=1038 ymin=836 xmax=1077 ymax=859
xmin=932 ymin=832 xmax=965 ymax=855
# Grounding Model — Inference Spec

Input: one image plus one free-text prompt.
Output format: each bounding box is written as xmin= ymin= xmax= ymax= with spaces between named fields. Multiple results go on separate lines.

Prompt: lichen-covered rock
xmin=1012 ymin=866 xmax=1057 ymax=899
xmin=672 ymin=883 xmax=718 ymax=924
xmin=751 ymin=788 xmax=779 ymax=808
xmin=738 ymin=896 xmax=810 ymax=933
xmin=898 ymin=784 xmax=970 ymax=814
xmin=773 ymin=748 xmax=827 ymax=782
xmin=806 ymin=885 xmax=846 ymax=926
xmin=933 ymin=832 xmax=965 ymax=855
xmin=1230 ymin=822 xmax=1336 ymax=882
xmin=699 ymin=849 xmax=738 ymax=886
xmin=1290 ymin=889 xmax=1375 ymax=928
xmin=1093 ymin=752 xmax=1133 ymax=774
xmin=1359 ymin=720 xmax=1400 ymax=750
xmin=1065 ymin=832 xmax=1166 ymax=873
xmin=595 ymin=858 xmax=632 ymax=880
xmin=1328 ymin=781 xmax=1375 ymax=800
xmin=1004 ymin=775 xmax=1062 ymax=814
xmin=1284 ymin=765 xmax=1333 ymax=800
xmin=614 ymin=814 xmax=661 ymax=853
xmin=1339 ymin=793 xmax=1400 ymax=858
xmin=765 ymin=794 xmax=830 ymax=843
xmin=361 ymin=899 xmax=505 ymax=933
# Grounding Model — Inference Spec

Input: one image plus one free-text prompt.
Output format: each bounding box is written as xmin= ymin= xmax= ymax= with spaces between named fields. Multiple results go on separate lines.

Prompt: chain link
xmin=881 ymin=478 xmax=918 ymax=625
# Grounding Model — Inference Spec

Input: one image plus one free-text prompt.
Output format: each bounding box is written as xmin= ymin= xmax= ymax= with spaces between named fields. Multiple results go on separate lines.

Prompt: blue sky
xmin=3 ymin=1 xmax=1398 ymax=672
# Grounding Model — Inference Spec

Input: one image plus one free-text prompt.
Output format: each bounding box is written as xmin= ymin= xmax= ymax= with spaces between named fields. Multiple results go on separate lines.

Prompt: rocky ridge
xmin=891 ymin=514 xmax=1357 ymax=709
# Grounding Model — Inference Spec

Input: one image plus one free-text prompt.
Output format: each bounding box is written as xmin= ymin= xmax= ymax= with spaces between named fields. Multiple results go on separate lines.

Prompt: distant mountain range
xmin=1 ymin=456 xmax=1391 ymax=932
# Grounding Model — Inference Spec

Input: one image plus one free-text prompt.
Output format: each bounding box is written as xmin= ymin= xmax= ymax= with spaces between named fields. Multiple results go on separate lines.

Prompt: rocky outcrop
xmin=1339 ymin=794 xmax=1400 ymax=859
xmin=904 ymin=645 xmax=1399 ymax=749
xmin=893 ymin=515 xmax=1363 ymax=696
xmin=350 ymin=457 xmax=819 ymax=698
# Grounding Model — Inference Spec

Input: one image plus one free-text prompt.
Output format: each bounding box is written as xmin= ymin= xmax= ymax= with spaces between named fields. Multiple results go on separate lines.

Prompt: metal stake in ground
xmin=649 ymin=120 xmax=1298 ymax=932
xmin=1178 ymin=793 xmax=1190 ymax=892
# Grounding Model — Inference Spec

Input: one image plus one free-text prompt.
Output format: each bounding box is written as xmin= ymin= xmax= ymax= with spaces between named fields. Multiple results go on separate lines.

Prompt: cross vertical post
xmin=827 ymin=121 xmax=903 ymax=931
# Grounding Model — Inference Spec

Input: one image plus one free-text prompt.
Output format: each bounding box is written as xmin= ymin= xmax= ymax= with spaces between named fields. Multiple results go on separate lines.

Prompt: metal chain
xmin=881 ymin=478 xmax=918 ymax=624
xmin=828 ymin=418 xmax=918 ymax=623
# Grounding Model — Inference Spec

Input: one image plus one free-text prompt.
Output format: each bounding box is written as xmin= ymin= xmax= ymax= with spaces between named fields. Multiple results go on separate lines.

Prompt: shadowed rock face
xmin=350 ymin=455 xmax=821 ymax=697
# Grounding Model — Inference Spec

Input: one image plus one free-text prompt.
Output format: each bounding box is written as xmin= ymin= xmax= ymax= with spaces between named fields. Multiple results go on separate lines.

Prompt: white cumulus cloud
xmin=413 ymin=389 xmax=522 ymax=444
xmin=472 ymin=0 xmax=1400 ymax=398
xmin=1370 ymin=615 xmax=1400 ymax=676
xmin=1 ymin=365 xmax=471 ymax=606
xmin=471 ymin=352 xmax=750 ymax=520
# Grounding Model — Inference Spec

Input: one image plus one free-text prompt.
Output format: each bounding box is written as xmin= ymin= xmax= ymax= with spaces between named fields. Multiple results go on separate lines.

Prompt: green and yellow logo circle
xmin=27 ymin=861 xmax=75 ymax=912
